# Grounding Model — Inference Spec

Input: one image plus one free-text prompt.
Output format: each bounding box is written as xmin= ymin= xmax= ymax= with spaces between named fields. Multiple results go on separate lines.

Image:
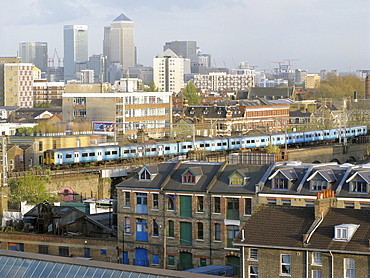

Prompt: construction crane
xmin=47 ymin=48 xmax=63 ymax=68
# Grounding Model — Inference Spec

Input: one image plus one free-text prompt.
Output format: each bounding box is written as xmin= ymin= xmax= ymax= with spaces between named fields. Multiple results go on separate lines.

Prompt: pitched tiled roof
xmin=234 ymin=205 xmax=314 ymax=248
xmin=234 ymin=205 xmax=370 ymax=254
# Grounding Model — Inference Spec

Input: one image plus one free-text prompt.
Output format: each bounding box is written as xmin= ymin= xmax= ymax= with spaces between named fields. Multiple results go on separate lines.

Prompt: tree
xmin=9 ymin=169 xmax=59 ymax=205
xmin=145 ymin=80 xmax=159 ymax=92
xmin=183 ymin=81 xmax=201 ymax=105
xmin=309 ymin=74 xmax=365 ymax=100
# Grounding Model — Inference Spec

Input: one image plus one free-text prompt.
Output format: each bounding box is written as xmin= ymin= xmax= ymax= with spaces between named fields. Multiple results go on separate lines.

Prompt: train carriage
xmin=196 ymin=138 xmax=229 ymax=152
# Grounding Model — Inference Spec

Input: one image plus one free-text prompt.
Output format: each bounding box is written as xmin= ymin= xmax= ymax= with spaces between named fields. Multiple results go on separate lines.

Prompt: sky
xmin=0 ymin=0 xmax=369 ymax=73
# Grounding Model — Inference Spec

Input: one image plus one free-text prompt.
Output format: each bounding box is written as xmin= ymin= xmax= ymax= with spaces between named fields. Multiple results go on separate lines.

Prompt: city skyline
xmin=0 ymin=0 xmax=369 ymax=73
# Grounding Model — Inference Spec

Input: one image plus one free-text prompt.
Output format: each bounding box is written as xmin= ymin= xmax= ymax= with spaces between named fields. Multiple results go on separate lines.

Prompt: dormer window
xmin=268 ymin=168 xmax=297 ymax=190
xmin=181 ymin=167 xmax=202 ymax=184
xmin=140 ymin=169 xmax=151 ymax=180
xmin=182 ymin=171 xmax=195 ymax=184
xmin=333 ymin=224 xmax=359 ymax=242
xmin=229 ymin=170 xmax=248 ymax=186
xmin=307 ymin=169 xmax=336 ymax=192
xmin=346 ymin=171 xmax=370 ymax=194
xmin=138 ymin=166 xmax=158 ymax=181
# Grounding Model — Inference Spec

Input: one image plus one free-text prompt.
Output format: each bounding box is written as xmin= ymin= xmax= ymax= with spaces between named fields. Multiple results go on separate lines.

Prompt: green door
xmin=180 ymin=222 xmax=192 ymax=245
xmin=180 ymin=195 xmax=192 ymax=217
xmin=226 ymin=255 xmax=240 ymax=276
xmin=179 ymin=252 xmax=193 ymax=270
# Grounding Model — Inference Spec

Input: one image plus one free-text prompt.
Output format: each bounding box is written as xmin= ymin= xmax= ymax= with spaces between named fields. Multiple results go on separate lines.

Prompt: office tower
xmin=153 ymin=48 xmax=190 ymax=93
xmin=104 ymin=13 xmax=135 ymax=69
xmin=80 ymin=70 xmax=94 ymax=83
xmin=63 ymin=25 xmax=88 ymax=81
xmin=88 ymin=54 xmax=106 ymax=83
xmin=164 ymin=41 xmax=197 ymax=64
xmin=19 ymin=42 xmax=48 ymax=73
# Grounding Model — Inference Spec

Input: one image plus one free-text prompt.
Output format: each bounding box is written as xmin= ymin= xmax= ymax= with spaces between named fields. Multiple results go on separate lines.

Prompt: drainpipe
xmin=242 ymin=246 xmax=246 ymax=278
xmin=330 ymin=251 xmax=334 ymax=278
xmin=306 ymin=250 xmax=309 ymax=278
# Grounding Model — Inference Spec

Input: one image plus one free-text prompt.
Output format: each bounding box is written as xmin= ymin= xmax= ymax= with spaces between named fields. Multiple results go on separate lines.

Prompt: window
xmin=249 ymin=265 xmax=258 ymax=278
xmin=312 ymin=252 xmax=322 ymax=265
xmin=273 ymin=178 xmax=288 ymax=189
xmin=344 ymin=258 xmax=355 ymax=278
xmin=153 ymin=220 xmax=159 ymax=236
xmin=312 ymin=270 xmax=322 ymax=278
xmin=226 ymin=198 xmax=239 ymax=220
xmin=197 ymin=196 xmax=204 ymax=212
xmin=38 ymin=245 xmax=48 ymax=254
xmin=152 ymin=254 xmax=159 ymax=265
xmin=311 ymin=179 xmax=327 ymax=191
xmin=214 ymin=223 xmax=221 ymax=241
xmin=226 ymin=225 xmax=239 ymax=248
xmin=245 ymin=198 xmax=252 ymax=215
xmin=214 ymin=197 xmax=221 ymax=213
xmin=249 ymin=248 xmax=258 ymax=260
xmin=73 ymin=97 xmax=86 ymax=105
xmin=182 ymin=171 xmax=195 ymax=184
xmin=282 ymin=199 xmax=291 ymax=206
xmin=281 ymin=254 xmax=291 ymax=275
xmin=167 ymin=195 xmax=175 ymax=210
xmin=59 ymin=247 xmax=69 ymax=257
xmin=124 ymin=217 xmax=130 ymax=234
xmin=38 ymin=141 xmax=43 ymax=151
xmin=152 ymin=194 xmax=159 ymax=209
xmin=197 ymin=222 xmax=204 ymax=240
xmin=124 ymin=192 xmax=130 ymax=207
xmin=140 ymin=169 xmax=151 ymax=180
xmin=336 ymin=227 xmax=348 ymax=240
xmin=168 ymin=220 xmax=174 ymax=237
xmin=168 ymin=255 xmax=175 ymax=266
xmin=350 ymin=181 xmax=367 ymax=193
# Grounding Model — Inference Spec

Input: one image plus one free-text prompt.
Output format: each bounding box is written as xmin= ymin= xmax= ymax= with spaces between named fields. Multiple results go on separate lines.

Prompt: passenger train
xmin=44 ymin=125 xmax=368 ymax=167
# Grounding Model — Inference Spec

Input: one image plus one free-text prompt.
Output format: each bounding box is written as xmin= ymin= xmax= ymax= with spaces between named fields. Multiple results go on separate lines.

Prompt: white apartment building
xmin=153 ymin=48 xmax=190 ymax=93
xmin=194 ymin=70 xmax=256 ymax=92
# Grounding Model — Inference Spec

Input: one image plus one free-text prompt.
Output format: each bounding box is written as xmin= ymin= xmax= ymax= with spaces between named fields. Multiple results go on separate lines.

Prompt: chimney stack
xmin=314 ymin=189 xmax=337 ymax=219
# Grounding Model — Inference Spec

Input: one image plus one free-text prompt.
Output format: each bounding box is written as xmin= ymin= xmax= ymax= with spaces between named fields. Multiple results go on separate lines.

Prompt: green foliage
xmin=9 ymin=170 xmax=59 ymax=205
xmin=183 ymin=81 xmax=201 ymax=105
xmin=264 ymin=144 xmax=281 ymax=154
xmin=35 ymin=102 xmax=52 ymax=108
xmin=145 ymin=80 xmax=159 ymax=92
xmin=313 ymin=74 xmax=365 ymax=100
xmin=16 ymin=127 xmax=34 ymax=136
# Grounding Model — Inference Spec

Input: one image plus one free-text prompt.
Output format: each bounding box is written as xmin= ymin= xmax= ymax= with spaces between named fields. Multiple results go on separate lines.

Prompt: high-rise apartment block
xmin=63 ymin=25 xmax=88 ymax=81
xmin=19 ymin=42 xmax=48 ymax=73
xmin=104 ymin=14 xmax=135 ymax=70
xmin=153 ymin=49 xmax=190 ymax=93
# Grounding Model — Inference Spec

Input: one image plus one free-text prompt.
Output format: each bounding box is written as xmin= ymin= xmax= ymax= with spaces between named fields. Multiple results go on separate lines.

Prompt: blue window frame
xmin=152 ymin=254 xmax=159 ymax=265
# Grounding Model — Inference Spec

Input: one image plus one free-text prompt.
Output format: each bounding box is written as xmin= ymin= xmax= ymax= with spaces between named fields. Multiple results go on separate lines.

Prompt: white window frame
xmin=344 ymin=258 xmax=355 ymax=278
xmin=312 ymin=252 xmax=322 ymax=265
xmin=281 ymin=253 xmax=291 ymax=275
xmin=249 ymin=248 xmax=258 ymax=261
xmin=249 ymin=265 xmax=258 ymax=277
xmin=312 ymin=270 xmax=322 ymax=278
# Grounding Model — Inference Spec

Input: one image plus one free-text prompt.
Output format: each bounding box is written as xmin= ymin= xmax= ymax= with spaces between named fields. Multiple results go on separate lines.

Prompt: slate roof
xmin=249 ymin=87 xmax=293 ymax=100
xmin=162 ymin=161 xmax=223 ymax=192
xmin=113 ymin=13 xmax=132 ymax=22
xmin=234 ymin=205 xmax=370 ymax=254
xmin=116 ymin=161 xmax=178 ymax=190
xmin=258 ymin=162 xmax=370 ymax=198
xmin=234 ymin=205 xmax=314 ymax=248
xmin=208 ymin=164 xmax=269 ymax=195
xmin=290 ymin=110 xmax=313 ymax=118
xmin=185 ymin=106 xmax=227 ymax=118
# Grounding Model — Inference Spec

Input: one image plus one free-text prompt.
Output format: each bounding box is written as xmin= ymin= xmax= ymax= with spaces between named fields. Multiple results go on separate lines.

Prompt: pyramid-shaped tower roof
xmin=113 ymin=13 xmax=132 ymax=22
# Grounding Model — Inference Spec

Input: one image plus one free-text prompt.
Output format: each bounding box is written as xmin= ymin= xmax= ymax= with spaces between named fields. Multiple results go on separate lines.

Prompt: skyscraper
xmin=163 ymin=41 xmax=197 ymax=64
xmin=19 ymin=42 xmax=48 ymax=73
xmin=103 ymin=13 xmax=135 ymax=69
xmin=63 ymin=25 xmax=88 ymax=80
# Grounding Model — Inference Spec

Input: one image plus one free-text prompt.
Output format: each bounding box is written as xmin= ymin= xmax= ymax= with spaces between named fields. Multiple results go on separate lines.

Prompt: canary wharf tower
xmin=104 ymin=13 xmax=135 ymax=68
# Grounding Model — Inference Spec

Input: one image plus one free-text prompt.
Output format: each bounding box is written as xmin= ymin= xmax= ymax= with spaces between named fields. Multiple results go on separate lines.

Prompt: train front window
xmin=66 ymin=154 xmax=72 ymax=159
